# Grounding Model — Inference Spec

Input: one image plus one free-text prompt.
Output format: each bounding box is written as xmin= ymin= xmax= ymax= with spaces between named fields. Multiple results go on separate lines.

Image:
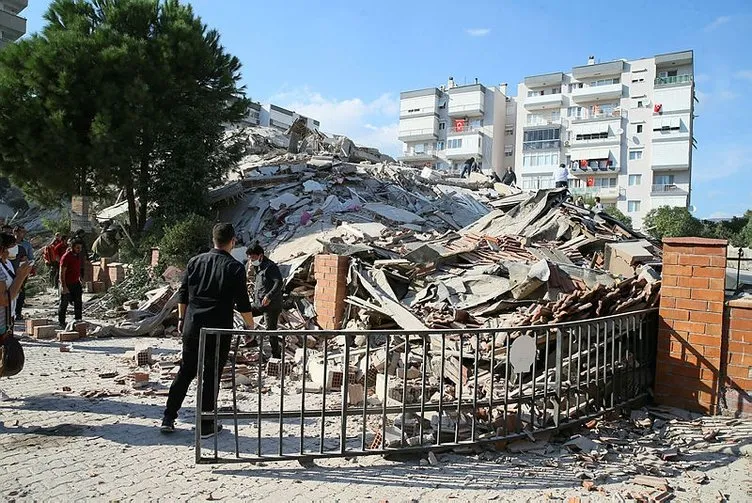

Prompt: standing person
xmin=58 ymin=239 xmax=84 ymax=328
xmin=12 ymin=226 xmax=33 ymax=321
xmin=460 ymin=157 xmax=477 ymax=178
xmin=554 ymin=163 xmax=569 ymax=188
xmin=246 ymin=243 xmax=283 ymax=359
xmin=593 ymin=197 xmax=605 ymax=213
xmin=162 ymin=223 xmax=254 ymax=437
xmin=501 ymin=166 xmax=517 ymax=187
xmin=52 ymin=235 xmax=69 ymax=288
xmin=43 ymin=233 xmax=63 ymax=287
xmin=73 ymin=229 xmax=90 ymax=280
xmin=0 ymin=233 xmax=32 ymax=328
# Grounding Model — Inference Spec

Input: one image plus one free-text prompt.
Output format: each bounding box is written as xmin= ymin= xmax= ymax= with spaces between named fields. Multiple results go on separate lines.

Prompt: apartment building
xmin=397 ymin=78 xmax=517 ymax=178
xmin=0 ymin=0 xmax=27 ymax=47
xmin=243 ymin=102 xmax=320 ymax=131
xmin=515 ymin=51 xmax=695 ymax=228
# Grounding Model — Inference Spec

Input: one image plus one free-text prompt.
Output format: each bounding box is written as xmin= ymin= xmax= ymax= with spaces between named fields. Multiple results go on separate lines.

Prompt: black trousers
xmin=15 ymin=283 xmax=25 ymax=318
xmin=49 ymin=262 xmax=59 ymax=287
xmin=164 ymin=332 xmax=231 ymax=422
xmin=555 ymin=181 xmax=569 ymax=188
xmin=251 ymin=304 xmax=282 ymax=358
xmin=58 ymin=282 xmax=83 ymax=326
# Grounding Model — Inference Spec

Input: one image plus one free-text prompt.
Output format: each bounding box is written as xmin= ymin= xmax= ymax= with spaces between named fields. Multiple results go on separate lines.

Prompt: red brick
xmin=663 ymin=275 xmax=678 ymax=286
xmin=702 ymin=346 xmax=721 ymax=358
xmin=692 ymin=266 xmax=725 ymax=279
xmin=688 ymin=333 xmax=720 ymax=346
xmin=729 ymin=318 xmax=752 ymax=332
xmin=704 ymin=322 xmax=724 ymax=336
xmin=710 ymin=256 xmax=727 ymax=267
xmin=661 ymin=297 xmax=676 ymax=308
xmin=660 ymin=308 xmax=690 ymax=321
xmin=663 ymin=286 xmax=692 ymax=299
xmin=708 ymin=278 xmax=725 ymax=291
xmin=663 ymin=264 xmax=694 ymax=277
xmin=677 ymin=277 xmax=710 ymax=289
xmin=663 ymin=237 xmax=727 ymax=247
xmin=675 ymin=298 xmax=708 ymax=311
xmin=681 ymin=255 xmax=712 ymax=266
xmin=672 ymin=320 xmax=706 ymax=333
xmin=691 ymin=289 xmax=725 ymax=302
xmin=689 ymin=311 xmax=723 ymax=325
xmin=729 ymin=306 xmax=752 ymax=320
xmin=707 ymin=301 xmax=725 ymax=313
xmin=663 ymin=252 xmax=679 ymax=265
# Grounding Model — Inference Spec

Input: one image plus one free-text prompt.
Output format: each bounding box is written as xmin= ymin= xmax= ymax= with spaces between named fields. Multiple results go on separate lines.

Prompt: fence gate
xmin=195 ymin=309 xmax=658 ymax=464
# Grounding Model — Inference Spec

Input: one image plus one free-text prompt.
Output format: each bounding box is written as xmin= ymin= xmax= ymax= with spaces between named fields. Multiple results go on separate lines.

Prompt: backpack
xmin=0 ymin=292 xmax=24 ymax=377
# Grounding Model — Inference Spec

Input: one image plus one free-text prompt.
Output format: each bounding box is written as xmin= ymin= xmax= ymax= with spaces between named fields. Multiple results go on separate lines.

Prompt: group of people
xmin=0 ymin=227 xmax=34 ymax=339
xmin=161 ymin=223 xmax=284 ymax=439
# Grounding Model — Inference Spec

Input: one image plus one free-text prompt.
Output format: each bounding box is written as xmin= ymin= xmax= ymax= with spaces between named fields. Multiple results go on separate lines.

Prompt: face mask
xmin=7 ymin=245 xmax=18 ymax=260
xmin=251 ymin=259 xmax=261 ymax=267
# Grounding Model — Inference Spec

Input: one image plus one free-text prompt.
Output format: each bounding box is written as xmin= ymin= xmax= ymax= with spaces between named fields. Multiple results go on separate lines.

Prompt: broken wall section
xmin=314 ymin=254 xmax=350 ymax=330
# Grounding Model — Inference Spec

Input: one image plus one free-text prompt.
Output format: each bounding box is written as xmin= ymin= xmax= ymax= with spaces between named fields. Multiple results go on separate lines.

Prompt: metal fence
xmin=195 ymin=308 xmax=658 ymax=464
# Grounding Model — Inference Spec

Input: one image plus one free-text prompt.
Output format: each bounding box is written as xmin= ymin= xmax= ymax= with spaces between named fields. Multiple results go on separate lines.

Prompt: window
xmin=437 ymin=141 xmax=445 ymax=150
xmin=631 ymin=78 xmax=645 ymax=83
xmin=568 ymin=83 xmax=584 ymax=93
xmin=654 ymin=174 xmax=674 ymax=186
xmin=567 ymin=106 xmax=583 ymax=118
xmin=439 ymin=122 xmax=446 ymax=130
xmin=504 ymin=146 xmax=514 ymax=157
xmin=637 ymin=125 xmax=643 ymax=133
xmin=551 ymin=110 xmax=561 ymax=122
xmin=551 ymin=87 xmax=561 ymax=94
xmin=629 ymin=174 xmax=642 ymax=186
xmin=653 ymin=117 xmax=681 ymax=132
xmin=629 ymin=150 xmax=643 ymax=160
xmin=528 ymin=89 xmax=545 ymax=97
xmin=523 ymin=128 xmax=561 ymax=150
xmin=414 ymin=143 xmax=425 ymax=154
xmin=407 ymin=108 xmax=420 ymax=113
xmin=637 ymin=101 xmax=643 ymax=108
xmin=590 ymin=78 xmax=620 ymax=87
xmin=505 ymin=127 xmax=514 ymax=136
xmin=522 ymin=152 xmax=559 ymax=167
xmin=627 ymin=201 xmax=641 ymax=213
xmin=521 ymin=175 xmax=554 ymax=190
xmin=575 ymin=131 xmax=609 ymax=141
xmin=447 ymin=138 xmax=463 ymax=149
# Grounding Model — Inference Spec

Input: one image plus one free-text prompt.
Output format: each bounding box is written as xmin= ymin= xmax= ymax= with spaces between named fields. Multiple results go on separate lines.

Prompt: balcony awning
xmin=570 ymin=148 xmax=611 ymax=161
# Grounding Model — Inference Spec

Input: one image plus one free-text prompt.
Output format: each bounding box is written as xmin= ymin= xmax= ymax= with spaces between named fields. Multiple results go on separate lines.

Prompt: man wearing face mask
xmin=246 ymin=242 xmax=283 ymax=359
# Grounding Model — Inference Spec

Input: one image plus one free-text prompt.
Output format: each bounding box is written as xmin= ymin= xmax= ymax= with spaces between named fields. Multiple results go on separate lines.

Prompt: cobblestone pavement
xmin=0 ymin=300 xmax=750 ymax=501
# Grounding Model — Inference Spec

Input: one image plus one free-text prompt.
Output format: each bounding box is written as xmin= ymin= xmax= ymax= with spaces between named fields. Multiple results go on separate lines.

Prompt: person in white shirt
xmin=554 ymin=163 xmax=569 ymax=188
xmin=593 ymin=197 xmax=605 ymax=213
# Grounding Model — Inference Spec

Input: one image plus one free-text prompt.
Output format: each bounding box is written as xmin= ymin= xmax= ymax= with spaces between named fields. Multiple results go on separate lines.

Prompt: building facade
xmin=398 ymin=78 xmax=517 ymax=178
xmin=244 ymin=102 xmax=320 ymax=131
xmin=515 ymin=51 xmax=695 ymax=228
xmin=0 ymin=0 xmax=27 ymax=47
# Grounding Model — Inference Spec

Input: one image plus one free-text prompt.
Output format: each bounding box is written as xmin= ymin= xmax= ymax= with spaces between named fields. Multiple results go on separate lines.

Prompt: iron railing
xmin=195 ymin=309 xmax=658 ymax=464
xmin=727 ymin=248 xmax=752 ymax=294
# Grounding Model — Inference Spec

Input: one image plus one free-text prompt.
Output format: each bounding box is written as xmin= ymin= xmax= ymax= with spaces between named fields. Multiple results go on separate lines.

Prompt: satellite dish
xmin=615 ymin=128 xmax=624 ymax=135
xmin=644 ymin=100 xmax=651 ymax=106
xmin=688 ymin=205 xmax=697 ymax=213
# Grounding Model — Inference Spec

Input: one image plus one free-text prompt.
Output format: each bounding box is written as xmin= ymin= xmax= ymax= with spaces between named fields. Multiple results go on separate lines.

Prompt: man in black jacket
xmin=500 ymin=166 xmax=517 ymax=187
xmin=161 ymin=223 xmax=254 ymax=438
xmin=246 ymin=243 xmax=284 ymax=359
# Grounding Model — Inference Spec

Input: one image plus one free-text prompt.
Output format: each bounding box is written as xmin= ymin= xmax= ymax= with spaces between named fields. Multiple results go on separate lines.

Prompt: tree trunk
xmin=136 ymin=153 xmax=150 ymax=233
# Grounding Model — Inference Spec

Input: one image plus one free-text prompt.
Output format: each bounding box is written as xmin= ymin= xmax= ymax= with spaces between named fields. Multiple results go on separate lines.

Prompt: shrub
xmin=158 ymin=214 xmax=214 ymax=269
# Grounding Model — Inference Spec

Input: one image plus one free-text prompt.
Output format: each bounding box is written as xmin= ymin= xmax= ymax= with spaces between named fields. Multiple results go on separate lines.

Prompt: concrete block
xmin=58 ymin=331 xmax=80 ymax=342
xmin=33 ymin=325 xmax=59 ymax=340
xmin=26 ymin=318 xmax=51 ymax=335
xmin=73 ymin=322 xmax=88 ymax=339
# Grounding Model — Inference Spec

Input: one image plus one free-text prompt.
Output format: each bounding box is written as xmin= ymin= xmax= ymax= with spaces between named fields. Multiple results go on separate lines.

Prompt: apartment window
xmin=627 ymin=201 xmax=641 ymax=213
xmin=628 ymin=174 xmax=642 ymax=186
xmin=629 ymin=150 xmax=643 ymax=160
xmin=654 ymin=174 xmax=675 ymax=186
xmin=637 ymin=101 xmax=643 ymax=108
xmin=437 ymin=141 xmax=445 ymax=150
xmin=407 ymin=108 xmax=420 ymax=113
xmin=439 ymin=122 xmax=446 ymax=130
xmin=414 ymin=143 xmax=425 ymax=154
xmin=567 ymin=106 xmax=583 ymax=118
xmin=637 ymin=125 xmax=643 ymax=133
xmin=551 ymin=110 xmax=561 ymax=122
xmin=522 ymin=152 xmax=559 ymax=167
xmin=470 ymin=119 xmax=482 ymax=129
xmin=523 ymin=128 xmax=561 ymax=150
xmin=589 ymin=177 xmax=617 ymax=188
xmin=504 ymin=146 xmax=514 ymax=157
xmin=528 ymin=89 xmax=545 ymax=97
xmin=505 ymin=127 xmax=514 ymax=136
xmin=576 ymin=131 xmax=609 ymax=141
xmin=521 ymin=175 xmax=554 ymax=190
xmin=653 ymin=117 xmax=681 ymax=132
xmin=551 ymin=87 xmax=561 ymax=94
xmin=589 ymin=78 xmax=620 ymax=87
xmin=631 ymin=78 xmax=645 ymax=83
xmin=568 ymin=83 xmax=584 ymax=93
xmin=447 ymin=138 xmax=463 ymax=149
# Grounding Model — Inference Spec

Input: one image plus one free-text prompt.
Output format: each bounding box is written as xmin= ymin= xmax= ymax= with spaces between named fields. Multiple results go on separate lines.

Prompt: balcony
xmin=570 ymin=186 xmax=621 ymax=201
xmin=398 ymin=127 xmax=438 ymax=142
xmin=651 ymin=183 xmax=689 ymax=196
xmin=522 ymin=140 xmax=561 ymax=151
xmin=445 ymin=133 xmax=483 ymax=160
xmin=571 ymin=109 xmax=626 ymax=123
xmin=398 ymin=150 xmax=439 ymax=163
xmin=448 ymin=102 xmax=484 ymax=117
xmin=524 ymin=93 xmax=564 ymax=110
xmin=654 ymin=75 xmax=693 ymax=87
xmin=0 ymin=9 xmax=26 ymax=39
xmin=526 ymin=116 xmax=562 ymax=127
xmin=571 ymin=83 xmax=623 ymax=102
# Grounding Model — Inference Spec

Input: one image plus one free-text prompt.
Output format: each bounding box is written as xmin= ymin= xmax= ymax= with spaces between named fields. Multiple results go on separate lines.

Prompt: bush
xmin=107 ymin=259 xmax=156 ymax=308
xmin=158 ymin=214 xmax=214 ymax=269
xmin=603 ymin=206 xmax=632 ymax=229
xmin=42 ymin=214 xmax=71 ymax=236
xmin=643 ymin=206 xmax=703 ymax=240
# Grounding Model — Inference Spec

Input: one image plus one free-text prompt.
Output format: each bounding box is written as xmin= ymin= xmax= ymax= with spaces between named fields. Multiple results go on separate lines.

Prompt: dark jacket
xmin=179 ymin=249 xmax=252 ymax=337
xmin=253 ymin=256 xmax=283 ymax=307
xmin=501 ymin=171 xmax=517 ymax=186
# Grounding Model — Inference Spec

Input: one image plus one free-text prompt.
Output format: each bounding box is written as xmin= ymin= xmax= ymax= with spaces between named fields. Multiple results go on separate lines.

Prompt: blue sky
xmin=21 ymin=0 xmax=752 ymax=218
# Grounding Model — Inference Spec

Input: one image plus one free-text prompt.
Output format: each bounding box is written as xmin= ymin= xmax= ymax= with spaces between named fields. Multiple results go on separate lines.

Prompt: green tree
xmin=603 ymin=205 xmax=633 ymax=229
xmin=738 ymin=211 xmax=752 ymax=248
xmin=0 ymin=0 xmax=249 ymax=232
xmin=643 ymin=206 xmax=704 ymax=240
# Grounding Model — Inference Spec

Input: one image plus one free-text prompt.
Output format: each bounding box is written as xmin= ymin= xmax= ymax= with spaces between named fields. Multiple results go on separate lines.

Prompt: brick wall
xmin=724 ymin=298 xmax=752 ymax=417
xmin=655 ymin=237 xmax=727 ymax=414
xmin=313 ymin=254 xmax=350 ymax=330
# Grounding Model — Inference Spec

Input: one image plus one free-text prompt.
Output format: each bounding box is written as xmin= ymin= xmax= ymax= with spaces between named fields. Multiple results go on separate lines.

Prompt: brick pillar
xmin=314 ymin=254 xmax=350 ymax=330
xmin=724 ymin=298 xmax=752 ymax=417
xmin=655 ymin=237 xmax=727 ymax=414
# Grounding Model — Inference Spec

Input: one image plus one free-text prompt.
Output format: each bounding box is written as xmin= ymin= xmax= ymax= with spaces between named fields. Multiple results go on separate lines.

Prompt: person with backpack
xmin=0 ymin=233 xmax=32 ymax=387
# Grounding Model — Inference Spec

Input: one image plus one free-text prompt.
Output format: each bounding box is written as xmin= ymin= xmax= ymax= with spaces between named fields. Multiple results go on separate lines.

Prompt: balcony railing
xmin=570 ymin=186 xmax=621 ymax=199
xmin=398 ymin=128 xmax=438 ymax=139
xmin=448 ymin=103 xmax=485 ymax=116
xmin=401 ymin=149 xmax=438 ymax=158
xmin=449 ymin=125 xmax=483 ymax=135
xmin=654 ymin=75 xmax=693 ymax=87
xmin=651 ymin=183 xmax=689 ymax=195
xmin=526 ymin=117 xmax=562 ymax=127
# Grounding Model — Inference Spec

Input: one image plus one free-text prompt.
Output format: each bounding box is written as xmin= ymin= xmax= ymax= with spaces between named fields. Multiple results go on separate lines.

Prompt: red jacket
xmin=52 ymin=240 xmax=68 ymax=262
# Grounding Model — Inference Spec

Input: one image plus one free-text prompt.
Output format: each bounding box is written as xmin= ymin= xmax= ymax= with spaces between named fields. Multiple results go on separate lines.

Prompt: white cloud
xmin=704 ymin=15 xmax=731 ymax=32
xmin=735 ymin=70 xmax=752 ymax=82
xmin=706 ymin=211 xmax=738 ymax=219
xmin=268 ymin=87 xmax=402 ymax=156
xmin=465 ymin=28 xmax=491 ymax=37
